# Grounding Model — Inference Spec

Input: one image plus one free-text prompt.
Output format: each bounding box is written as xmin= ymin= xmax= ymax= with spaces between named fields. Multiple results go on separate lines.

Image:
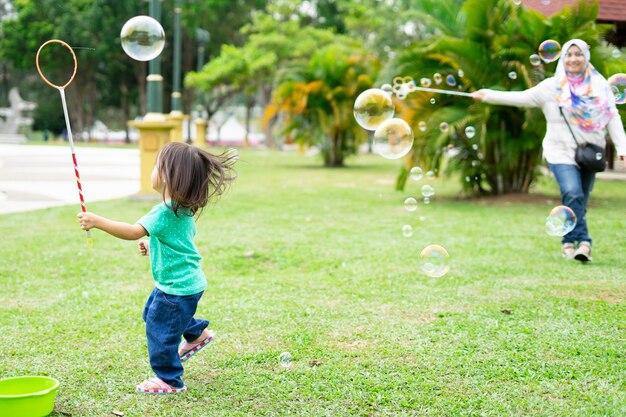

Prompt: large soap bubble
xmin=419 ymin=244 xmax=450 ymax=278
xmin=373 ymin=118 xmax=414 ymax=159
xmin=608 ymin=73 xmax=626 ymax=105
xmin=121 ymin=16 xmax=165 ymax=61
xmin=545 ymin=205 xmax=576 ymax=236
xmin=353 ymin=89 xmax=395 ymax=131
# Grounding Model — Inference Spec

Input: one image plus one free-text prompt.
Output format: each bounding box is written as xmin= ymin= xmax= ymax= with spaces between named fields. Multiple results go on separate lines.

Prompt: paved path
xmin=0 ymin=144 xmax=140 ymax=215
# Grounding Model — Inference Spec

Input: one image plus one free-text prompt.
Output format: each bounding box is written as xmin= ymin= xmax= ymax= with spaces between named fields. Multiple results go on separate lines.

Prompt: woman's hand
xmin=472 ymin=90 xmax=487 ymax=101
xmin=138 ymin=240 xmax=150 ymax=256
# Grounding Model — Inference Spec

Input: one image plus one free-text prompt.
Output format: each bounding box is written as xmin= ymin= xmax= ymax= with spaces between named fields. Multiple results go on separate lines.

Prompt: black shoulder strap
xmin=558 ymin=106 xmax=581 ymax=146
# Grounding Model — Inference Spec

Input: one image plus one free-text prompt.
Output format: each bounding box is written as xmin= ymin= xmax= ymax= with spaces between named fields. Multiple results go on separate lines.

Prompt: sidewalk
xmin=0 ymin=144 xmax=140 ymax=215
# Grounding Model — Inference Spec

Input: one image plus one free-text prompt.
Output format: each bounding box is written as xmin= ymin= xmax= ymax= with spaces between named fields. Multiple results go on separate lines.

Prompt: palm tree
xmin=389 ymin=0 xmax=610 ymax=194
xmin=266 ymin=41 xmax=381 ymax=167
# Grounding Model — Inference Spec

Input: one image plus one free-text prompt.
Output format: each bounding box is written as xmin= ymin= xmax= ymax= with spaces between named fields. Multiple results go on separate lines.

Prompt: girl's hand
xmin=77 ymin=211 xmax=101 ymax=231
xmin=138 ymin=240 xmax=150 ymax=256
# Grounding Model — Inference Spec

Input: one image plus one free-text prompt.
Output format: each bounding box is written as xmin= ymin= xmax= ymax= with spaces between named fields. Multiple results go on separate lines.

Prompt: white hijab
xmin=554 ymin=39 xmax=614 ymax=132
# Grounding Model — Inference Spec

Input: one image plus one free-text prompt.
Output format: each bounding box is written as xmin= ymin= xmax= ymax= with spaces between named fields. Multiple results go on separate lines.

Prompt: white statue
xmin=0 ymin=87 xmax=37 ymax=143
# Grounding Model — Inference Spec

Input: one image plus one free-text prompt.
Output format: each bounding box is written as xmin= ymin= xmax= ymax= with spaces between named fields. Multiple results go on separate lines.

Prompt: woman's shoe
xmin=574 ymin=242 xmax=592 ymax=263
xmin=562 ymin=243 xmax=576 ymax=260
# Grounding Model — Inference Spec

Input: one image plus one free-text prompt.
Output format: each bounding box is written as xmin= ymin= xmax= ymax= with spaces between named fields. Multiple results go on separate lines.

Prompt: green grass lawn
xmin=1 ymin=149 xmax=625 ymax=416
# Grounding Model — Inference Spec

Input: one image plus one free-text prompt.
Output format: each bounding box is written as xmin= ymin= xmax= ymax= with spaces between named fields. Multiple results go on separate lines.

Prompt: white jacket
xmin=482 ymin=77 xmax=626 ymax=165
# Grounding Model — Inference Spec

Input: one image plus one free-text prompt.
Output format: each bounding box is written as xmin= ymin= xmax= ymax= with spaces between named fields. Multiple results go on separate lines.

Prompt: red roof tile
xmin=522 ymin=0 xmax=626 ymax=22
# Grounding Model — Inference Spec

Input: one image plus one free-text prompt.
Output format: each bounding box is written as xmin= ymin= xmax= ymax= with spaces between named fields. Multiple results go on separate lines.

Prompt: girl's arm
xmin=77 ymin=212 xmax=147 ymax=240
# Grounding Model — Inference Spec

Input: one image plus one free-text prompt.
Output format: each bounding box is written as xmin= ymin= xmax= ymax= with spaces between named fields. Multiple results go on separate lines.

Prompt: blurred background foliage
xmin=0 ymin=0 xmax=624 ymax=193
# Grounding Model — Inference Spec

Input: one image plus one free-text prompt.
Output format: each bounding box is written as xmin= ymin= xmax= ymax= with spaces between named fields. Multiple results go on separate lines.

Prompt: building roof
xmin=522 ymin=0 xmax=626 ymax=22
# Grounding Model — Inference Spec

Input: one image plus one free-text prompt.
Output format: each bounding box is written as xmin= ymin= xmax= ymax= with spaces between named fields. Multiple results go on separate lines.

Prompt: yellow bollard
xmin=168 ymin=112 xmax=189 ymax=142
xmin=128 ymin=118 xmax=178 ymax=196
xmin=194 ymin=118 xmax=207 ymax=148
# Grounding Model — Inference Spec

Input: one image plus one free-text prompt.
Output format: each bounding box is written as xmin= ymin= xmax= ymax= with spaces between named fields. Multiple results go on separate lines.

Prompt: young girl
xmin=78 ymin=142 xmax=236 ymax=394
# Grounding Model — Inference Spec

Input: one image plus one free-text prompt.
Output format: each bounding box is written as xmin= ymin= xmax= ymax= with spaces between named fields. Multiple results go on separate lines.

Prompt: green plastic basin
xmin=0 ymin=376 xmax=59 ymax=417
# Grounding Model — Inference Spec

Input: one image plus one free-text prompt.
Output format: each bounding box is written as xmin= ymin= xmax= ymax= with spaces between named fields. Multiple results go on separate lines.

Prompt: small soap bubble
xmin=410 ymin=166 xmax=424 ymax=181
xmin=545 ymin=205 xmax=576 ymax=236
xmin=512 ymin=0 xmax=522 ymax=5
xmin=608 ymin=73 xmax=626 ymax=105
xmin=420 ymin=78 xmax=432 ymax=88
xmin=465 ymin=126 xmax=476 ymax=138
xmin=439 ymin=122 xmax=449 ymax=132
xmin=426 ymin=170 xmax=435 ymax=179
xmin=423 ymin=197 xmax=430 ymax=204
xmin=445 ymin=74 xmax=457 ymax=86
xmin=430 ymin=98 xmax=436 ymax=105
xmin=279 ymin=352 xmax=293 ymax=368
xmin=538 ymin=40 xmax=561 ymax=63
xmin=380 ymin=83 xmax=393 ymax=95
xmin=404 ymin=197 xmax=418 ymax=212
xmin=353 ymin=88 xmax=395 ymax=130
xmin=421 ymin=184 xmax=435 ymax=197
xmin=402 ymin=225 xmax=413 ymax=237
xmin=433 ymin=73 xmax=442 ymax=85
xmin=529 ymin=54 xmax=542 ymax=66
xmin=595 ymin=152 xmax=603 ymax=160
xmin=373 ymin=118 xmax=414 ymax=159
xmin=472 ymin=143 xmax=479 ymax=150
xmin=611 ymin=49 xmax=622 ymax=59
xmin=120 ymin=16 xmax=166 ymax=61
xmin=457 ymin=69 xmax=464 ymax=78
xmin=508 ymin=71 xmax=517 ymax=80
xmin=419 ymin=244 xmax=450 ymax=278
xmin=418 ymin=121 xmax=427 ymax=132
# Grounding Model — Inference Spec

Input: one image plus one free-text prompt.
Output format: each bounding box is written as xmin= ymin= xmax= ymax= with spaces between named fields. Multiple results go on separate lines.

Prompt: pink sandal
xmin=136 ymin=377 xmax=186 ymax=394
xmin=179 ymin=329 xmax=214 ymax=362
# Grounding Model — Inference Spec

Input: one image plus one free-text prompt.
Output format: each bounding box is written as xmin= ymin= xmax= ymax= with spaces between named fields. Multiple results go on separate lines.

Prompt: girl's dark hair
xmin=156 ymin=142 xmax=237 ymax=216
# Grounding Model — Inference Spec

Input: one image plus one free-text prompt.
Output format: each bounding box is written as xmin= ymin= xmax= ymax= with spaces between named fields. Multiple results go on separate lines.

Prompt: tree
xmin=185 ymin=13 xmax=337 ymax=147
xmin=267 ymin=42 xmax=380 ymax=166
xmin=389 ymin=0 xmax=611 ymax=194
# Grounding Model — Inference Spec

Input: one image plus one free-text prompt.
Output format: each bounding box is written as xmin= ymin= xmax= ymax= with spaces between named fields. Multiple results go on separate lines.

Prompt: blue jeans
xmin=548 ymin=163 xmax=595 ymax=245
xmin=142 ymin=288 xmax=209 ymax=388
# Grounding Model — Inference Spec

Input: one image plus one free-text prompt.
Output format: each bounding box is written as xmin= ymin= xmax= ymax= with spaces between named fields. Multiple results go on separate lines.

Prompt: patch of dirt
xmin=453 ymin=193 xmax=560 ymax=206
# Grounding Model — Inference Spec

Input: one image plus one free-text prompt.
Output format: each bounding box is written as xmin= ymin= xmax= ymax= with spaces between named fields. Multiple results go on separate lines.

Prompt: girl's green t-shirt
xmin=137 ymin=202 xmax=207 ymax=296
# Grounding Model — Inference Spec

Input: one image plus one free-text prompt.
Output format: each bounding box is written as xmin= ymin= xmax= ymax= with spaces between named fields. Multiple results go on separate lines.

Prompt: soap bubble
xmin=404 ymin=197 xmax=418 ymax=211
xmin=538 ymin=40 xmax=561 ymax=63
xmin=421 ymin=184 xmax=435 ymax=197
xmin=418 ymin=121 xmax=427 ymax=132
xmin=353 ymin=88 xmax=395 ymax=130
xmin=439 ymin=122 xmax=449 ymax=132
xmin=419 ymin=244 xmax=450 ymax=278
xmin=545 ymin=205 xmax=576 ymax=236
xmin=458 ymin=69 xmax=464 ymax=78
xmin=508 ymin=71 xmax=517 ymax=80
xmin=420 ymin=78 xmax=432 ymax=88
xmin=373 ymin=118 xmax=414 ymax=159
xmin=120 ymin=16 xmax=165 ymax=61
xmin=608 ymin=73 xmax=626 ymax=105
xmin=529 ymin=54 xmax=542 ymax=66
xmin=380 ymin=83 xmax=393 ymax=95
xmin=512 ymin=0 xmax=522 ymax=5
xmin=426 ymin=170 xmax=435 ymax=179
xmin=410 ymin=166 xmax=424 ymax=181
xmin=445 ymin=74 xmax=457 ymax=87
xmin=279 ymin=352 xmax=293 ymax=368
xmin=611 ymin=49 xmax=622 ymax=59
xmin=402 ymin=225 xmax=413 ymax=238
xmin=433 ymin=73 xmax=442 ymax=85
xmin=430 ymin=98 xmax=436 ymax=105
xmin=465 ymin=126 xmax=476 ymax=138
